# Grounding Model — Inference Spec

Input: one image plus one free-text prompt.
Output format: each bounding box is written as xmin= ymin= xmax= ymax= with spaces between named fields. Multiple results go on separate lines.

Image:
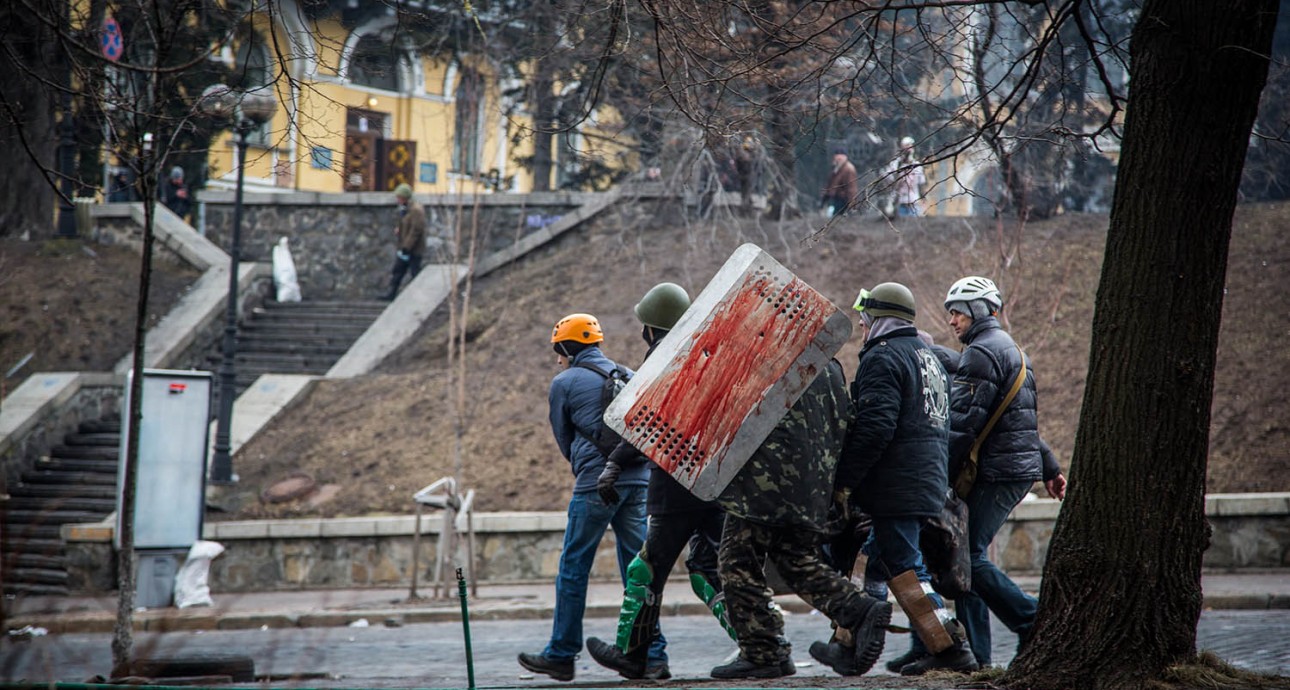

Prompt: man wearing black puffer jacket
xmin=899 ymin=275 xmax=1046 ymax=674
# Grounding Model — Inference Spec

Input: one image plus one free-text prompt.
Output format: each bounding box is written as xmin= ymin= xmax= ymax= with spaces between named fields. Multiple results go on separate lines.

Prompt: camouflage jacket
xmin=717 ymin=358 xmax=850 ymax=532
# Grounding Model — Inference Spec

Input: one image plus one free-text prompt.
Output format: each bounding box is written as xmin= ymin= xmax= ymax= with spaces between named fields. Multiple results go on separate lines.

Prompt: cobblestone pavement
xmin=4 ymin=609 xmax=1287 ymax=687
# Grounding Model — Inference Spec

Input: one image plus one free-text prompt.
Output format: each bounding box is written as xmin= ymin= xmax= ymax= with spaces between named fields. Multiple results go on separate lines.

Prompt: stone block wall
xmin=93 ymin=216 xmax=200 ymax=270
xmin=199 ymin=192 xmax=596 ymax=300
xmin=61 ymin=496 xmax=1290 ymax=594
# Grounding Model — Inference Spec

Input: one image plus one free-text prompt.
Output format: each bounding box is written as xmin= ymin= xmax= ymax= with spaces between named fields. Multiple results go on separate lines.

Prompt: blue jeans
xmin=542 ymin=487 xmax=667 ymax=664
xmin=956 ymin=480 xmax=1036 ymax=666
xmin=864 ymin=517 xmax=943 ymax=659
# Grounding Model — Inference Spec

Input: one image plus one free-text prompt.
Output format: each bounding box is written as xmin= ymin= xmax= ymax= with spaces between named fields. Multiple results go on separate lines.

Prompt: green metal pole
xmin=456 ymin=566 xmax=476 ymax=690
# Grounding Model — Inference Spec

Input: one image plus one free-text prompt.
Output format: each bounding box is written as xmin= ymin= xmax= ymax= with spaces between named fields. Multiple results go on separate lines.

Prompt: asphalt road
xmin=4 ymin=609 xmax=1288 ymax=687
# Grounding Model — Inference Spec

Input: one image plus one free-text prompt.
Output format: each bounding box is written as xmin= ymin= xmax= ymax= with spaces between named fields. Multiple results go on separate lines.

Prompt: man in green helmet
xmin=585 ymin=282 xmax=735 ymax=681
xmin=810 ymin=281 xmax=977 ymax=676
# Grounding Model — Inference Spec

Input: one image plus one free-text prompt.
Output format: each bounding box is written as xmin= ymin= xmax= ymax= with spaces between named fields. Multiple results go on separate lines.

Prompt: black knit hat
xmin=553 ymin=340 xmax=592 ymax=358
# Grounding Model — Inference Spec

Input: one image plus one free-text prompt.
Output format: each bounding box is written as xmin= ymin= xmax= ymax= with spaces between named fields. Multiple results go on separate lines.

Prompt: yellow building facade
xmin=204 ymin=1 xmax=628 ymax=197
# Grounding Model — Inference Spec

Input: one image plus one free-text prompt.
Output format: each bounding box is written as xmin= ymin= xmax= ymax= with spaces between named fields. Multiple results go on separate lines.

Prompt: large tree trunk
xmin=0 ymin=1 xmax=58 ymax=237
xmin=1004 ymin=2 xmax=1277 ymax=689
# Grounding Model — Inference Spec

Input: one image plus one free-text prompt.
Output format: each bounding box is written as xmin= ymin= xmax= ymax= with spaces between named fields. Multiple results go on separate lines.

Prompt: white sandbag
xmin=272 ymin=237 xmax=302 ymax=302
xmin=173 ymin=540 xmax=225 ymax=609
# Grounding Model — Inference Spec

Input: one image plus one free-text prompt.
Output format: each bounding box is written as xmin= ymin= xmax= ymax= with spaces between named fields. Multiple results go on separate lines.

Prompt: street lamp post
xmin=198 ymin=85 xmax=276 ymax=484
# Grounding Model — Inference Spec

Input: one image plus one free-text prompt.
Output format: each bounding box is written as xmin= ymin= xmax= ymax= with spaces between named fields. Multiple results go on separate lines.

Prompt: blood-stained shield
xmin=604 ymin=243 xmax=853 ymax=500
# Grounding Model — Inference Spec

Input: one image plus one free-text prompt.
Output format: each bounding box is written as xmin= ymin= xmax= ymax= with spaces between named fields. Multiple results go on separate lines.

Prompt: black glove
xmin=596 ymin=462 xmax=622 ymax=505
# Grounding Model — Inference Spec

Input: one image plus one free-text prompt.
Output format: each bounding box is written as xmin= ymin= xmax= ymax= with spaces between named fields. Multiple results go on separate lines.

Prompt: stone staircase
xmin=220 ymin=299 xmax=388 ymax=394
xmin=2 ymin=418 xmax=121 ymax=596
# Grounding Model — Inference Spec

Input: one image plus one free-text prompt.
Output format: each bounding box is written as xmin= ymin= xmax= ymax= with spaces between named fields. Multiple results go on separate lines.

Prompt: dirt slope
xmin=221 ymin=200 xmax=1289 ymax=520
xmin=0 ymin=238 xmax=199 ymax=390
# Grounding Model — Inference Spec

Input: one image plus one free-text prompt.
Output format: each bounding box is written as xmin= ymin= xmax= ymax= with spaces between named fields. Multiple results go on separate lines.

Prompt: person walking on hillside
xmin=883 ymin=137 xmax=926 ymax=218
xmin=711 ymin=359 xmax=893 ymax=680
xmin=898 ymin=275 xmax=1065 ymax=673
xmin=518 ymin=314 xmax=655 ymax=682
xmin=381 ymin=183 xmax=426 ymax=300
xmin=821 ymin=148 xmax=859 ymax=217
xmin=586 ymin=282 xmax=732 ymax=681
xmin=812 ymin=282 xmax=977 ymax=676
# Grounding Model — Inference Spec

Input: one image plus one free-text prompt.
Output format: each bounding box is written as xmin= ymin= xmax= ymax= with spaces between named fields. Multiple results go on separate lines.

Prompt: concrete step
xmin=3 ymin=567 xmax=69 ymax=586
xmin=78 ymin=419 xmax=121 ymax=434
xmin=1 ymin=538 xmax=64 ymax=556
xmin=251 ymin=310 xmax=382 ymax=324
xmin=34 ymin=457 xmax=119 ymax=474
xmin=260 ymin=299 xmax=387 ymax=313
xmin=1 ymin=581 xmax=69 ymax=596
xmin=63 ymin=433 xmax=120 ymax=447
xmin=238 ymin=323 xmax=371 ymax=339
xmin=20 ymin=470 xmax=118 ymax=486
xmin=235 ymin=338 xmax=352 ymax=356
xmin=3 ymin=552 xmax=66 ymax=571
xmin=9 ymin=483 xmax=116 ymax=499
xmin=49 ymin=444 xmax=119 ymax=460
xmin=3 ymin=509 xmax=113 ymax=525
xmin=2 ymin=523 xmax=64 ymax=540
xmin=233 ymin=352 xmax=343 ymax=369
xmin=4 ymin=496 xmax=117 ymax=512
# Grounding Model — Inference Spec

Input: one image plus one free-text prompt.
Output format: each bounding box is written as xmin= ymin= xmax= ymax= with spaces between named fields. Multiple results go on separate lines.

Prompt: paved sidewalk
xmin=5 ymin=571 xmax=1288 ymax=636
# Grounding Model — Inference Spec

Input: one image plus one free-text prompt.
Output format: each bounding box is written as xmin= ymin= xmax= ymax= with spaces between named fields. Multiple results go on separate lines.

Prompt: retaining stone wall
xmin=200 ymin=193 xmax=590 ymax=300
xmin=62 ymin=498 xmax=1290 ymax=594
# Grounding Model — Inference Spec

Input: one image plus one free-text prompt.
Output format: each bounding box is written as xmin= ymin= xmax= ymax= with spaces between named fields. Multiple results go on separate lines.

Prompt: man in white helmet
xmin=883 ymin=136 xmax=926 ymax=217
xmin=891 ymin=276 xmax=1065 ymax=674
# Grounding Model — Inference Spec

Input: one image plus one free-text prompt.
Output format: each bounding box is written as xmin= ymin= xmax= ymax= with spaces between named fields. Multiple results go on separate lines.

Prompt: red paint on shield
xmin=624 ymin=273 xmax=831 ymax=481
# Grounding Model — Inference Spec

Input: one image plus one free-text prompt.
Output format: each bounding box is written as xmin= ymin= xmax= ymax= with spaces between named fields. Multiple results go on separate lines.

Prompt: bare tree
xmin=0 ymin=0 xmax=250 ymax=675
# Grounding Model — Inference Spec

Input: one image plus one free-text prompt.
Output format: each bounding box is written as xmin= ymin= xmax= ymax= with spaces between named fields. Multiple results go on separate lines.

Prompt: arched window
xmin=452 ymin=68 xmax=483 ymax=174
xmin=235 ymin=35 xmax=272 ymax=147
xmin=349 ymin=34 xmax=400 ymax=92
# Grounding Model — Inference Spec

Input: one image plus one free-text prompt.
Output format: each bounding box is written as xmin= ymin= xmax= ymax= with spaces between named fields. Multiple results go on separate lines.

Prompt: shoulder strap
xmin=574 ymin=361 xmax=611 ymax=379
xmin=954 ymin=348 xmax=1028 ymax=499
xmin=569 ymin=361 xmax=623 ymax=452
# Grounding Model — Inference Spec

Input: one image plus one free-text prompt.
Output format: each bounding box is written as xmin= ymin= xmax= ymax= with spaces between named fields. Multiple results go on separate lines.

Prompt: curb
xmin=6 ymin=593 xmax=1285 ymax=636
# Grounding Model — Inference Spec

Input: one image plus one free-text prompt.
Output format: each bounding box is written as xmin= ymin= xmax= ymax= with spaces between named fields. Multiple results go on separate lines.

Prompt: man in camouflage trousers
xmin=710 ymin=358 xmax=893 ymax=679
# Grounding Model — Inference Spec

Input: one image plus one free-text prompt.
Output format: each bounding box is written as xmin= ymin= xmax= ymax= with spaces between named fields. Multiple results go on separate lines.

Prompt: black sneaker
xmin=850 ymin=599 xmax=893 ymax=675
xmin=586 ymin=637 xmax=645 ymax=679
xmin=899 ymin=645 xmax=979 ymax=676
xmin=885 ymin=646 xmax=927 ymax=673
xmin=808 ymin=639 xmax=858 ymax=676
xmin=517 ymin=652 xmax=574 ymax=681
xmin=710 ymin=655 xmax=796 ymax=679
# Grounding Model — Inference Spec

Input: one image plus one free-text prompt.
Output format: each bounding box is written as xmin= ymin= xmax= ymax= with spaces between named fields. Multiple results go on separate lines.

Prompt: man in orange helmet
xmin=518 ymin=314 xmax=656 ymax=682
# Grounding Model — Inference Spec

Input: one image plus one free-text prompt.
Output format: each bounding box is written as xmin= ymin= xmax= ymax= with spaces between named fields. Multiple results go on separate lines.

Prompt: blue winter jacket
xmin=548 ymin=346 xmax=650 ymax=494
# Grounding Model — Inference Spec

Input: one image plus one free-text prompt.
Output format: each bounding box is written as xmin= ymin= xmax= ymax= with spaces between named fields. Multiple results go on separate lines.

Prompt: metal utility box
xmin=605 ymin=243 xmax=852 ymax=500
xmin=116 ymin=369 xmax=212 ymax=550
xmin=135 ymin=549 xmax=187 ymax=608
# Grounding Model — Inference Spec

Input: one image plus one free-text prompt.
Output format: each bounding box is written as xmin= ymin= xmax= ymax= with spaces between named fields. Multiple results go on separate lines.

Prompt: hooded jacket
xmin=949 ymin=316 xmax=1043 ymax=484
xmin=549 ymin=346 xmax=650 ymax=493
